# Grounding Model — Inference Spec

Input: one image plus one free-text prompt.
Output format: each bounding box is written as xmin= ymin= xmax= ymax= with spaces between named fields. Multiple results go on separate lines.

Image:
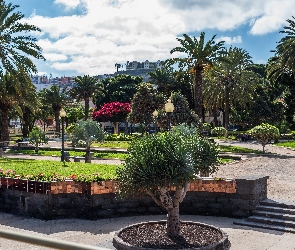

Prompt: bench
xmin=64 ymin=151 xmax=93 ymax=162
xmin=0 ymin=141 xmax=9 ymax=148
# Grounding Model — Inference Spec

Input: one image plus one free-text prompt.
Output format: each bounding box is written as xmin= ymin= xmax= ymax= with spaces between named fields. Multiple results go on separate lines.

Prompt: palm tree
xmin=203 ymin=47 xmax=259 ymax=136
xmin=39 ymin=85 xmax=70 ymax=133
xmin=167 ymin=33 xmax=225 ymax=120
xmin=0 ymin=2 xmax=45 ymax=75
xmin=70 ymin=75 xmax=101 ymax=120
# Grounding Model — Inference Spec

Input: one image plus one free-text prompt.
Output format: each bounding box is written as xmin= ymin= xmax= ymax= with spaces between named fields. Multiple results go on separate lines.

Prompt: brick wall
xmin=0 ymin=176 xmax=268 ymax=220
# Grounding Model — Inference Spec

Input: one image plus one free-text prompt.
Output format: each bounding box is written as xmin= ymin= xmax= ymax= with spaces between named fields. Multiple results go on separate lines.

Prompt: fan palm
xmin=0 ymin=2 xmax=45 ymax=75
xmin=167 ymin=33 xmax=225 ymax=120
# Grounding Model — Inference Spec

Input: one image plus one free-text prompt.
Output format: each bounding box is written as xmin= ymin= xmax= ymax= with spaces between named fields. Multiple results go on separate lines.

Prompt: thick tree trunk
xmin=84 ymin=97 xmax=89 ymax=120
xmin=85 ymin=145 xmax=91 ymax=163
xmin=167 ymin=207 xmax=180 ymax=237
xmin=113 ymin=122 xmax=119 ymax=134
xmin=0 ymin=105 xmax=10 ymax=141
xmin=55 ymin=110 xmax=60 ymax=133
xmin=224 ymin=86 xmax=230 ymax=138
xmin=194 ymin=65 xmax=204 ymax=121
xmin=213 ymin=104 xmax=218 ymax=127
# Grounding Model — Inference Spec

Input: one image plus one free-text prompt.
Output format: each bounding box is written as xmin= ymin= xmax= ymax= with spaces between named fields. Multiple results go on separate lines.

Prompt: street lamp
xmin=164 ymin=99 xmax=174 ymax=131
xmin=152 ymin=109 xmax=158 ymax=133
xmin=59 ymin=108 xmax=66 ymax=162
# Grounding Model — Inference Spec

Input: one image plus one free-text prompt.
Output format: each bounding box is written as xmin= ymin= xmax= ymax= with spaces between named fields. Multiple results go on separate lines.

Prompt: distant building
xmin=115 ymin=60 xmax=164 ymax=81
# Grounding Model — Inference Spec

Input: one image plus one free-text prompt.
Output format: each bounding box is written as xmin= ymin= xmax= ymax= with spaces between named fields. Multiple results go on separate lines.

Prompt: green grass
xmin=274 ymin=141 xmax=295 ymax=148
xmin=218 ymin=157 xmax=235 ymax=164
xmin=0 ymin=158 xmax=118 ymax=181
xmin=6 ymin=149 xmax=128 ymax=160
xmin=218 ymin=145 xmax=263 ymax=154
xmin=94 ymin=141 xmax=130 ymax=148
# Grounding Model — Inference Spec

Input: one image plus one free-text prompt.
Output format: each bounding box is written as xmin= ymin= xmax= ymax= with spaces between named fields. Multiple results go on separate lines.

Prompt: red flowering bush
xmin=92 ymin=102 xmax=131 ymax=122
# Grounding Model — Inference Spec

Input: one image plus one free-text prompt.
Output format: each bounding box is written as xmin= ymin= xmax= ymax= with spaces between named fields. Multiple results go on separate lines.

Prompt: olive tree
xmin=71 ymin=120 xmax=104 ymax=163
xmin=249 ymin=123 xmax=280 ymax=153
xmin=116 ymin=124 xmax=219 ymax=237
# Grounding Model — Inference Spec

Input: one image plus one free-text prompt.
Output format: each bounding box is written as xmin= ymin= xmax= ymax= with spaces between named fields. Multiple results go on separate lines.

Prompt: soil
xmin=117 ymin=221 xmax=229 ymax=249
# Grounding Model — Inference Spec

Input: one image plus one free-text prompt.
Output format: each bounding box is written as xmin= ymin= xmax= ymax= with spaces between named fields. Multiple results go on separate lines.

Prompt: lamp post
xmin=152 ymin=109 xmax=158 ymax=133
xmin=164 ymin=99 xmax=174 ymax=131
xmin=59 ymin=108 xmax=66 ymax=162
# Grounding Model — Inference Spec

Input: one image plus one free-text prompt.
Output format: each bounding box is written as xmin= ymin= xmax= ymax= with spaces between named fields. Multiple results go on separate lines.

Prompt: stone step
xmin=247 ymin=215 xmax=295 ymax=228
xmin=255 ymin=205 xmax=295 ymax=215
xmin=260 ymin=199 xmax=295 ymax=209
xmin=233 ymin=219 xmax=295 ymax=233
xmin=253 ymin=210 xmax=295 ymax=221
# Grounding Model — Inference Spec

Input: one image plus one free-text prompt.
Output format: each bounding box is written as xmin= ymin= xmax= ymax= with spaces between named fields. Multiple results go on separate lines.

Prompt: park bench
xmin=17 ymin=142 xmax=35 ymax=150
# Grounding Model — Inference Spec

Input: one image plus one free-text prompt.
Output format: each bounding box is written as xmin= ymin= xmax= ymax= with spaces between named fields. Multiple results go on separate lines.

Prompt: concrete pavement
xmin=0 ymin=212 xmax=294 ymax=250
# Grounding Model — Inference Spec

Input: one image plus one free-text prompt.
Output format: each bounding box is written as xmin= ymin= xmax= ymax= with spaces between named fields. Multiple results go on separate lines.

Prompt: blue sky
xmin=8 ymin=0 xmax=292 ymax=77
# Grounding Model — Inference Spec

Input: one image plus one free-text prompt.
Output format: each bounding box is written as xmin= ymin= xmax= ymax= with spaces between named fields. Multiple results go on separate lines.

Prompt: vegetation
xmin=71 ymin=120 xmax=104 ymax=163
xmin=70 ymin=75 xmax=102 ymax=120
xmin=0 ymin=158 xmax=118 ymax=182
xmin=116 ymin=124 xmax=219 ymax=237
xmin=249 ymin=123 xmax=280 ymax=152
xmin=167 ymin=33 xmax=225 ymax=119
xmin=28 ymin=126 xmax=49 ymax=153
xmin=0 ymin=1 xmax=45 ymax=75
xmin=211 ymin=126 xmax=226 ymax=138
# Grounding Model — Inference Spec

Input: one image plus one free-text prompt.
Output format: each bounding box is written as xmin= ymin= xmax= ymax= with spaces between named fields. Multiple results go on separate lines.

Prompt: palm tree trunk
xmin=0 ymin=104 xmax=10 ymax=141
xmin=55 ymin=110 xmax=60 ymax=133
xmin=194 ymin=64 xmax=204 ymax=121
xmin=224 ymin=86 xmax=230 ymax=138
xmin=84 ymin=97 xmax=90 ymax=120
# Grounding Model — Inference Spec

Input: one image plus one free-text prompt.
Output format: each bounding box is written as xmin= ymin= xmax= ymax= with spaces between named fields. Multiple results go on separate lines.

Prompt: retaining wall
xmin=0 ymin=175 xmax=268 ymax=220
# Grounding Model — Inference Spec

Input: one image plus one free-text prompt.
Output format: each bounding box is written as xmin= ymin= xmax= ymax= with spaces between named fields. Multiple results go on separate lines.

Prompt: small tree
xmin=92 ymin=102 xmax=131 ymax=134
xmin=29 ymin=126 xmax=49 ymax=153
xmin=249 ymin=123 xmax=280 ymax=153
xmin=71 ymin=120 xmax=104 ymax=163
xmin=211 ymin=126 xmax=226 ymax=138
xmin=116 ymin=124 xmax=218 ymax=237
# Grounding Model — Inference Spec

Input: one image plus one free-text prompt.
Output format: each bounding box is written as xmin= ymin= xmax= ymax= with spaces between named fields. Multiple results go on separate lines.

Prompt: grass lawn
xmin=0 ymin=158 xmax=119 ymax=182
xmin=93 ymin=141 xmax=130 ymax=148
xmin=274 ymin=141 xmax=295 ymax=148
xmin=6 ymin=149 xmax=128 ymax=160
xmin=218 ymin=145 xmax=263 ymax=154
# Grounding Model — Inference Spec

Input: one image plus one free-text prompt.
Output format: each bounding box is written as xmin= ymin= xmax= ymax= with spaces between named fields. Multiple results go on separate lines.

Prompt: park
xmin=1 ymin=1 xmax=295 ymax=249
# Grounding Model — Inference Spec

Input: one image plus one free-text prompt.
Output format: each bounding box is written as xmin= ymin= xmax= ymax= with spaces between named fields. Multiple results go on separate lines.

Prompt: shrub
xmin=29 ymin=126 xmax=49 ymax=153
xmin=211 ymin=126 xmax=226 ymax=138
xmin=249 ymin=123 xmax=280 ymax=152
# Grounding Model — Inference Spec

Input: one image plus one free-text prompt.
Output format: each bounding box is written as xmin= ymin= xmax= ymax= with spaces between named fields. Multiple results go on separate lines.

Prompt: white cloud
xmin=24 ymin=0 xmax=295 ymax=76
xmin=217 ymin=36 xmax=242 ymax=45
xmin=54 ymin=0 xmax=82 ymax=9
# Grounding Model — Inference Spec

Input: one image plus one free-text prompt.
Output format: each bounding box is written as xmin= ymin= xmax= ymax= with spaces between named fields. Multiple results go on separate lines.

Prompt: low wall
xmin=0 ymin=176 xmax=268 ymax=220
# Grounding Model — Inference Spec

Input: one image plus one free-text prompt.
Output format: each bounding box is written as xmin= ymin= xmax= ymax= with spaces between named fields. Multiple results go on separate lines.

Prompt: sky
xmin=8 ymin=0 xmax=295 ymax=78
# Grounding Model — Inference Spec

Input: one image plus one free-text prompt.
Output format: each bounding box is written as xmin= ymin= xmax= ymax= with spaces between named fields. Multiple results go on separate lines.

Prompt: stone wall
xmin=0 ymin=176 xmax=268 ymax=220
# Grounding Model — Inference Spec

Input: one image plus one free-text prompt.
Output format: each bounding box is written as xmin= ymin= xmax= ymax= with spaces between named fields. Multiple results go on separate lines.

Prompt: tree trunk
xmin=0 ymin=105 xmax=10 ymax=141
xmin=224 ymin=86 xmax=230 ymax=138
xmin=213 ymin=104 xmax=218 ymax=127
xmin=167 ymin=207 xmax=180 ymax=237
xmin=22 ymin=109 xmax=30 ymax=138
xmin=84 ymin=97 xmax=89 ymax=120
xmin=113 ymin=122 xmax=119 ymax=134
xmin=85 ymin=145 xmax=91 ymax=163
xmin=194 ymin=64 xmax=204 ymax=121
xmin=55 ymin=110 xmax=60 ymax=133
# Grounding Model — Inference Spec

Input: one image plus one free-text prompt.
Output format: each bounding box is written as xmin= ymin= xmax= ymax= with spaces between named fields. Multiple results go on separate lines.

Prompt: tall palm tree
xmin=167 ymin=33 xmax=225 ymax=120
xmin=39 ymin=85 xmax=70 ymax=133
xmin=203 ymin=47 xmax=259 ymax=136
xmin=70 ymin=75 xmax=101 ymax=120
xmin=0 ymin=2 xmax=45 ymax=75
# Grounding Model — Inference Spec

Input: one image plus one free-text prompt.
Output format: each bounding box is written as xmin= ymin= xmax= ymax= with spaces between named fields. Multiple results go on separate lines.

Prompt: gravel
xmin=213 ymin=139 xmax=295 ymax=203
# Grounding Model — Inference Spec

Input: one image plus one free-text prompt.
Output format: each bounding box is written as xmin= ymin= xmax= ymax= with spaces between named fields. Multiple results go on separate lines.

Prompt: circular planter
xmin=113 ymin=220 xmax=230 ymax=250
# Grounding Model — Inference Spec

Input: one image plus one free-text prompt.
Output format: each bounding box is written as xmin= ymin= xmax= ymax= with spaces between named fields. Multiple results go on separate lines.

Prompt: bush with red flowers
xmin=92 ymin=102 xmax=131 ymax=123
